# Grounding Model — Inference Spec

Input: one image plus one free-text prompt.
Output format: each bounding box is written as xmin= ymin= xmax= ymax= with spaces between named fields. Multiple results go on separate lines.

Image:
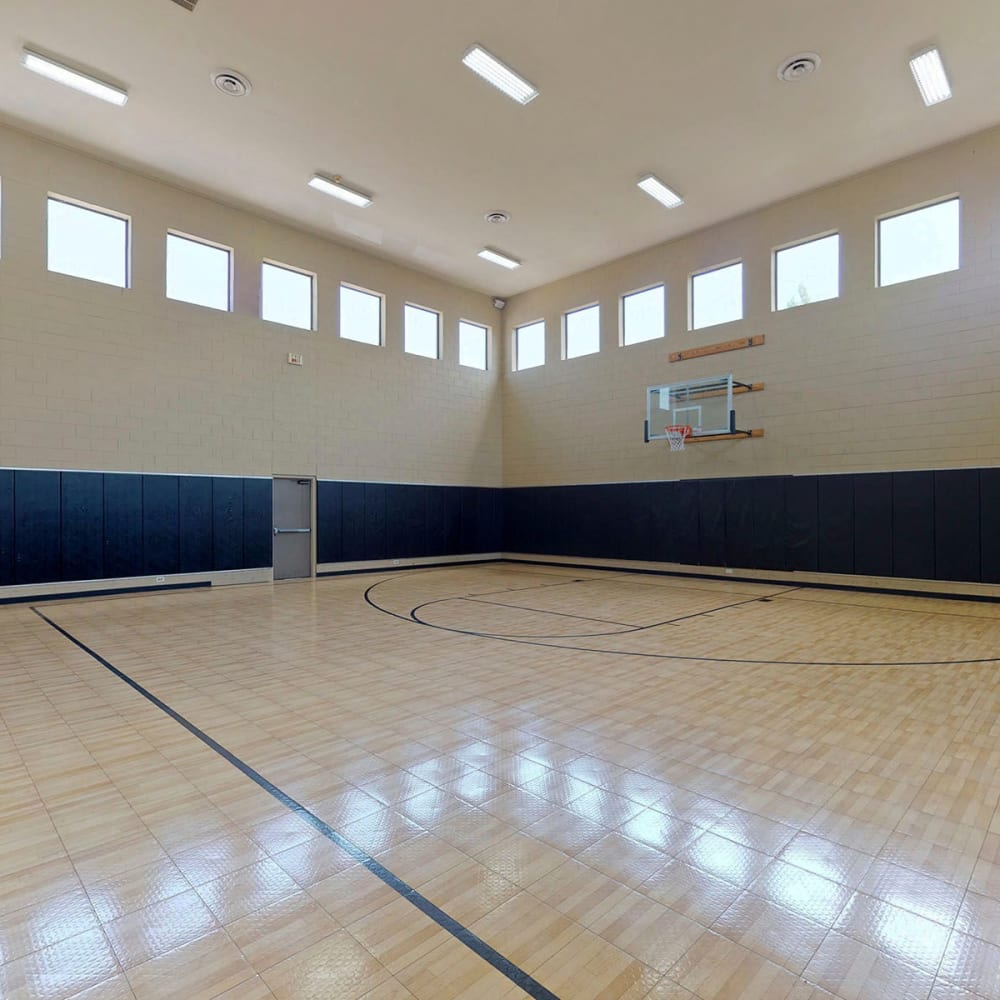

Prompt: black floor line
xmin=461 ymin=595 xmax=640 ymax=628
xmin=31 ymin=607 xmax=561 ymax=1000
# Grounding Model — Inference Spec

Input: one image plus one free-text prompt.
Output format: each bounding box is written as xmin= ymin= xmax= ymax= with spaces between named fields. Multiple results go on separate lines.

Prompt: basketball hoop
xmin=664 ymin=424 xmax=692 ymax=451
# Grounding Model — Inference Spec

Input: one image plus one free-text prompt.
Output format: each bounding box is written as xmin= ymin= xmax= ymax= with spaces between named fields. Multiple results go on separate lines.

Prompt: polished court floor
xmin=2 ymin=562 xmax=1000 ymax=999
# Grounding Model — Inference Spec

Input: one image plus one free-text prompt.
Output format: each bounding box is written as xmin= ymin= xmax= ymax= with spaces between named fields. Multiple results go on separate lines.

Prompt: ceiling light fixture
xmin=637 ymin=175 xmax=684 ymax=209
xmin=21 ymin=49 xmax=128 ymax=106
xmin=308 ymin=174 xmax=372 ymax=208
xmin=478 ymin=247 xmax=521 ymax=269
xmin=462 ymin=45 xmax=538 ymax=105
xmin=212 ymin=69 xmax=252 ymax=97
xmin=909 ymin=47 xmax=951 ymax=106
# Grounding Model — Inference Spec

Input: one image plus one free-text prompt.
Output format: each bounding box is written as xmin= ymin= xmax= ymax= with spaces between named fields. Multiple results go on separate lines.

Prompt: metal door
xmin=272 ymin=478 xmax=312 ymax=580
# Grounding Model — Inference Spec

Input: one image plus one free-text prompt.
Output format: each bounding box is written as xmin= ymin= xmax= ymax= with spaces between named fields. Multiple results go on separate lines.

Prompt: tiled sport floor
xmin=2 ymin=562 xmax=1000 ymax=999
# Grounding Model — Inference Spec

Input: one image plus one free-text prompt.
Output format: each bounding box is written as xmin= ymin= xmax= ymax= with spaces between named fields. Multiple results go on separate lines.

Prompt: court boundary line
xmin=31 ymin=607 xmax=562 ymax=1000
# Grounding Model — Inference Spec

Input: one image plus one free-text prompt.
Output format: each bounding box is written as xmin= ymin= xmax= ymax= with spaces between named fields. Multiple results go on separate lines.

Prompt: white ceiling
xmin=3 ymin=0 xmax=1000 ymax=296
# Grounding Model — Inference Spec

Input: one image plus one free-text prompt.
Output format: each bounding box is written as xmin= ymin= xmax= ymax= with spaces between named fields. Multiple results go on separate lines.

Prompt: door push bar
xmin=272 ymin=527 xmax=311 ymax=535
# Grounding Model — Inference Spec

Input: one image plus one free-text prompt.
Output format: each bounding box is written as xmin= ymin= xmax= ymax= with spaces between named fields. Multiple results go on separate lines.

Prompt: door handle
xmin=273 ymin=527 xmax=311 ymax=535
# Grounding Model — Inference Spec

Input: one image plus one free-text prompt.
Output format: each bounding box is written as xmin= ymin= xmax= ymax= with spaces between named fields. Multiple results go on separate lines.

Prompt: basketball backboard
xmin=645 ymin=374 xmax=736 ymax=441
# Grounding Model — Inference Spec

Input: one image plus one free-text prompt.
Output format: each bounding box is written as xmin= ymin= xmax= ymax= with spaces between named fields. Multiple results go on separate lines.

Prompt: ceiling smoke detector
xmin=484 ymin=211 xmax=510 ymax=224
xmin=212 ymin=69 xmax=252 ymax=97
xmin=778 ymin=53 xmax=821 ymax=82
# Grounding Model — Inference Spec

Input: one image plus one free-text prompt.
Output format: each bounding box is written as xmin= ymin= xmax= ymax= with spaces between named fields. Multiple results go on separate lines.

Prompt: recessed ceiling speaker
xmin=485 ymin=211 xmax=511 ymax=224
xmin=778 ymin=53 xmax=821 ymax=82
xmin=212 ymin=69 xmax=252 ymax=97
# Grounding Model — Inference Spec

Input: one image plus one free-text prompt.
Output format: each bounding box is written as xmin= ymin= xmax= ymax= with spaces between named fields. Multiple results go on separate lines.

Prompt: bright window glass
xmin=404 ymin=303 xmax=440 ymax=359
xmin=564 ymin=304 xmax=600 ymax=359
xmin=775 ymin=234 xmax=840 ymax=310
xmin=515 ymin=321 xmax=545 ymax=370
xmin=691 ymin=261 xmax=743 ymax=330
xmin=261 ymin=261 xmax=313 ymax=330
xmin=166 ymin=233 xmax=231 ymax=310
xmin=879 ymin=199 xmax=959 ymax=287
xmin=622 ymin=285 xmax=665 ymax=345
xmin=340 ymin=284 xmax=382 ymax=345
xmin=47 ymin=197 xmax=128 ymax=288
xmin=459 ymin=320 xmax=488 ymax=370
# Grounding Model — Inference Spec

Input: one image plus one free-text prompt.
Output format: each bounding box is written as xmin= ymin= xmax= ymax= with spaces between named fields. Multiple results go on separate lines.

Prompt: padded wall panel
xmin=935 ymin=470 xmax=980 ymax=582
xmin=15 ymin=471 xmax=61 ymax=585
xmin=752 ymin=477 xmax=787 ymax=571
xmin=316 ymin=481 xmax=343 ymax=564
xmin=341 ymin=483 xmax=366 ymax=561
xmin=61 ymin=472 xmax=104 ymax=582
xmin=142 ymin=476 xmax=180 ymax=577
xmin=981 ymin=469 xmax=1000 ymax=585
xmin=698 ymin=480 xmax=726 ymax=567
xmin=242 ymin=479 xmax=273 ymax=569
xmin=476 ymin=489 xmax=501 ymax=552
xmin=443 ymin=488 xmax=462 ymax=555
xmin=673 ymin=482 xmax=700 ymax=565
xmin=425 ymin=487 xmax=446 ymax=555
xmin=404 ymin=485 xmax=428 ymax=557
xmin=179 ymin=476 xmax=213 ymax=574
xmin=460 ymin=488 xmax=478 ymax=553
xmin=504 ymin=489 xmax=532 ymax=552
xmin=724 ymin=479 xmax=754 ymax=568
xmin=103 ymin=474 xmax=143 ymax=579
xmin=0 ymin=470 xmax=12 ymax=586
xmin=892 ymin=471 xmax=935 ymax=580
xmin=785 ymin=476 xmax=818 ymax=572
xmin=385 ymin=484 xmax=410 ymax=558
xmin=364 ymin=483 xmax=387 ymax=560
xmin=817 ymin=475 xmax=854 ymax=575
xmin=853 ymin=473 xmax=893 ymax=578
xmin=212 ymin=477 xmax=244 ymax=572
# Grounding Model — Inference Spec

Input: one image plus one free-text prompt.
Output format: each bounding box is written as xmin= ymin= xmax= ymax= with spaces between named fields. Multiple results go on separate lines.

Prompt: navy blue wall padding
xmin=179 ymin=476 xmax=213 ymax=573
xmin=981 ymin=469 xmax=1000 ymax=584
xmin=16 ymin=471 xmax=61 ymax=585
xmin=0 ymin=470 xmax=13 ymax=587
xmin=673 ymin=482 xmax=700 ymax=565
xmin=817 ymin=475 xmax=854 ymax=575
xmin=443 ymin=488 xmax=462 ymax=555
xmin=785 ymin=476 xmax=818 ymax=571
xmin=103 ymin=474 xmax=143 ymax=579
xmin=403 ymin=485 xmax=428 ymax=558
xmin=211 ymin=478 xmax=244 ymax=572
xmin=142 ymin=476 xmax=180 ymax=577
xmin=341 ymin=483 xmax=366 ymax=561
xmin=316 ymin=481 xmax=343 ymax=564
xmin=935 ymin=470 xmax=980 ymax=582
xmin=892 ymin=471 xmax=935 ymax=580
xmin=61 ymin=472 xmax=104 ymax=583
xmin=698 ymin=480 xmax=726 ymax=567
xmin=242 ymin=479 xmax=272 ymax=569
xmin=724 ymin=478 xmax=754 ymax=568
xmin=752 ymin=477 xmax=787 ymax=570
xmin=853 ymin=473 xmax=893 ymax=577
xmin=424 ymin=487 xmax=446 ymax=556
xmin=364 ymin=483 xmax=388 ymax=560
xmin=386 ymin=484 xmax=411 ymax=559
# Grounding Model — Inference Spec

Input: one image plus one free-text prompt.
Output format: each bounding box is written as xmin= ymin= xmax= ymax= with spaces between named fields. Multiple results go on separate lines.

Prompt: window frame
xmin=876 ymin=195 xmax=960 ymax=289
xmin=562 ymin=302 xmax=601 ymax=360
xmin=458 ymin=318 xmax=490 ymax=371
xmin=339 ymin=281 xmax=385 ymax=347
xmin=403 ymin=301 xmax=442 ymax=360
xmin=165 ymin=229 xmax=234 ymax=312
xmin=772 ymin=230 xmax=841 ymax=312
xmin=260 ymin=258 xmax=316 ymax=331
xmin=513 ymin=318 xmax=546 ymax=372
xmin=47 ymin=193 xmax=131 ymax=289
xmin=620 ymin=282 xmax=666 ymax=346
xmin=689 ymin=258 xmax=744 ymax=332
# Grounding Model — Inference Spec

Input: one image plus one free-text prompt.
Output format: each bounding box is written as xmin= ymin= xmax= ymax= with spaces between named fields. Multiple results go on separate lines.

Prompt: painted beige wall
xmin=0 ymin=124 xmax=502 ymax=486
xmin=501 ymin=125 xmax=1000 ymax=487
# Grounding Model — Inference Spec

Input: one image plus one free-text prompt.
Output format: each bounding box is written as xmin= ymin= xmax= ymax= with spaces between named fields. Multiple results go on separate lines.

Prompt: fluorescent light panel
xmin=638 ymin=174 xmax=684 ymax=209
xmin=909 ymin=48 xmax=951 ymax=106
xmin=308 ymin=175 xmax=372 ymax=208
xmin=21 ymin=49 xmax=128 ymax=105
xmin=462 ymin=45 xmax=538 ymax=105
xmin=478 ymin=247 xmax=521 ymax=269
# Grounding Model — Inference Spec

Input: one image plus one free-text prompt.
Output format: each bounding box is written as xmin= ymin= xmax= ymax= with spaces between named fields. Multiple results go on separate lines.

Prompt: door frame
xmin=272 ymin=475 xmax=316 ymax=580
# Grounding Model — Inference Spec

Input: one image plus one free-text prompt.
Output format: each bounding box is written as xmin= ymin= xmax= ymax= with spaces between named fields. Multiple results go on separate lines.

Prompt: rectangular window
xmin=261 ymin=260 xmax=314 ymax=330
xmin=878 ymin=198 xmax=959 ymax=287
xmin=691 ymin=261 xmax=743 ymax=330
xmin=404 ymin=303 xmax=440 ymax=359
xmin=47 ymin=196 xmax=128 ymax=288
xmin=166 ymin=232 xmax=231 ymax=311
xmin=459 ymin=320 xmax=488 ymax=370
xmin=563 ymin=303 xmax=600 ymax=359
xmin=775 ymin=233 xmax=840 ymax=310
xmin=340 ymin=283 xmax=383 ymax=345
xmin=621 ymin=284 xmax=665 ymax=345
xmin=515 ymin=320 xmax=545 ymax=371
